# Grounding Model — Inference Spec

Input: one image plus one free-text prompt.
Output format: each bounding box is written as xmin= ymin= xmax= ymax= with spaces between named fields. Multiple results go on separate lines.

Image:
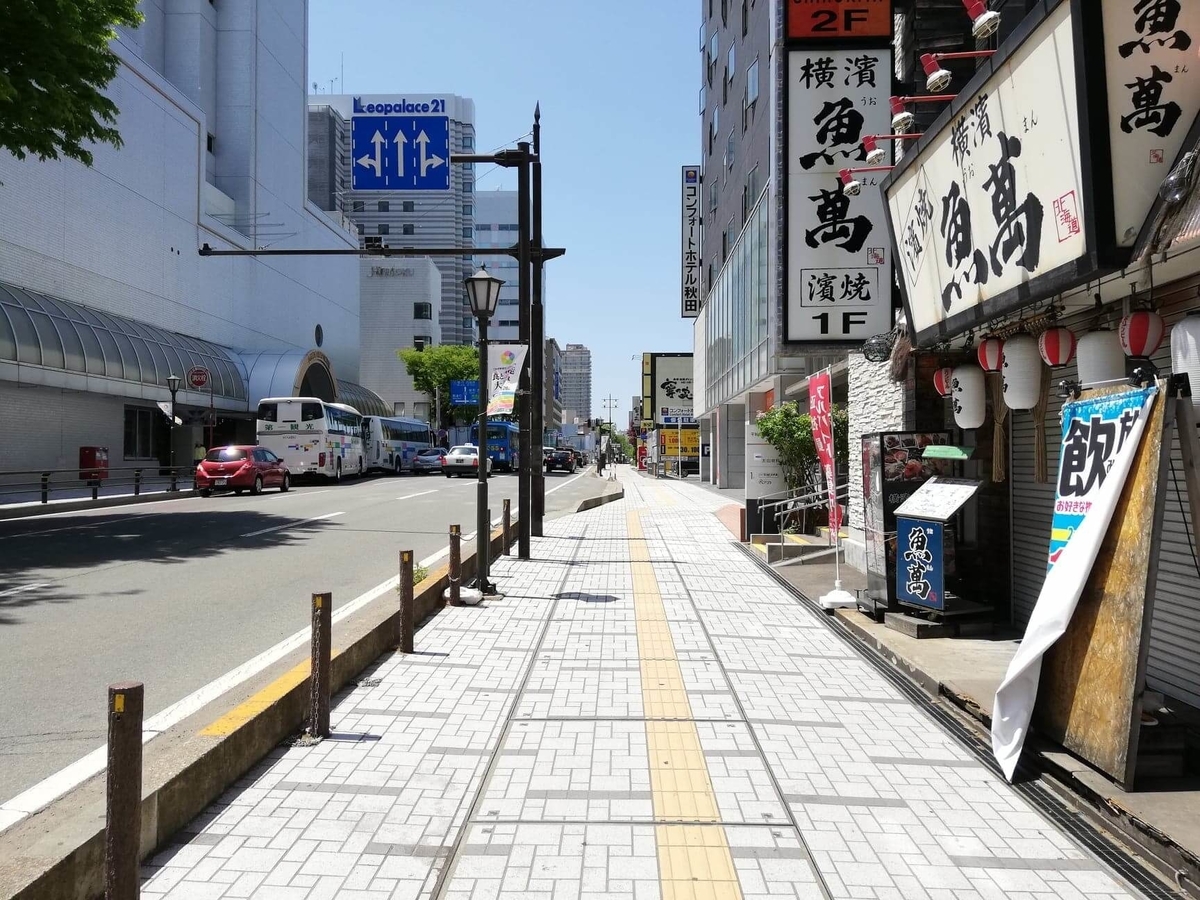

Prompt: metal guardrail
xmin=0 ymin=466 xmax=196 ymax=507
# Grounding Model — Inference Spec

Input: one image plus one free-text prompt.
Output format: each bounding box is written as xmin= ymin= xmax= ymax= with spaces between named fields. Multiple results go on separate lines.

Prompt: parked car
xmin=573 ymin=450 xmax=587 ymax=469
xmin=196 ymin=445 xmax=290 ymax=496
xmin=545 ymin=447 xmax=576 ymax=473
xmin=412 ymin=446 xmax=448 ymax=474
xmin=443 ymin=445 xmax=492 ymax=477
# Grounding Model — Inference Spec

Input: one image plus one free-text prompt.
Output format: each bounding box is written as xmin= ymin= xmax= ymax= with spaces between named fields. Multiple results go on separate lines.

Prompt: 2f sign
xmin=788 ymin=0 xmax=891 ymax=41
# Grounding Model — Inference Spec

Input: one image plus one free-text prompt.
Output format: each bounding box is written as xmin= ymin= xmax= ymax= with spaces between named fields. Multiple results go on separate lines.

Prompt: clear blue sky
xmin=308 ymin=0 xmax=698 ymax=428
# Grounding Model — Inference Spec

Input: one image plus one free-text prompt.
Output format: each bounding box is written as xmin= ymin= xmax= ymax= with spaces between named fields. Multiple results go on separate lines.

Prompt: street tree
xmin=396 ymin=344 xmax=479 ymax=427
xmin=0 ymin=0 xmax=143 ymax=168
xmin=754 ymin=401 xmax=847 ymax=530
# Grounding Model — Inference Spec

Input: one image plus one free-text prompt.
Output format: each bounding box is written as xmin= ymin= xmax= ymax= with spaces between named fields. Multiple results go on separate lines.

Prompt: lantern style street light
xmin=465 ymin=266 xmax=505 ymax=593
xmin=166 ymin=373 xmax=181 ymax=478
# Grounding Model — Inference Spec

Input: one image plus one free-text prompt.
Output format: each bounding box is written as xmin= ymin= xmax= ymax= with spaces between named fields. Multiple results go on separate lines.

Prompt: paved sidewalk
xmin=141 ymin=475 xmax=1146 ymax=899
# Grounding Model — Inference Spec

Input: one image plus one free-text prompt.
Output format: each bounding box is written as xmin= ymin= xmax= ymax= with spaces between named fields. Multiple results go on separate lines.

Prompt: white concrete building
xmin=0 ymin=1 xmax=378 ymax=473
xmin=561 ymin=343 xmax=593 ymax=423
xmin=357 ymin=259 xmax=442 ymax=420
xmin=472 ymin=191 xmax=522 ymax=341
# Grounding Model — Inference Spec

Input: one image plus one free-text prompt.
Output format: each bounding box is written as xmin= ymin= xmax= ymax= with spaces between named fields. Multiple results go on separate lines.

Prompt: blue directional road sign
xmin=351 ymin=115 xmax=450 ymax=191
xmin=450 ymin=380 xmax=479 ymax=405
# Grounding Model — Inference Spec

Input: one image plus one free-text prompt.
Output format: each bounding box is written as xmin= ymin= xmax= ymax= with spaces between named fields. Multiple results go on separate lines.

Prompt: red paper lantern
xmin=1118 ymin=310 xmax=1165 ymax=358
xmin=933 ymin=366 xmax=954 ymax=398
xmin=1038 ymin=326 xmax=1076 ymax=367
xmin=977 ymin=337 xmax=1004 ymax=373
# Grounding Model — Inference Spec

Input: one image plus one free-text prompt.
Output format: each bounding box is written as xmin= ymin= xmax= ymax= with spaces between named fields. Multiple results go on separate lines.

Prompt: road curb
xmin=0 ymin=491 xmax=197 ymax=521
xmin=0 ymin=524 xmax=513 ymax=900
xmin=575 ymin=485 xmax=624 ymax=512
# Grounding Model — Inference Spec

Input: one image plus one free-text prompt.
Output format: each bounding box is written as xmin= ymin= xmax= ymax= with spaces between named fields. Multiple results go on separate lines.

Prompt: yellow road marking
xmin=628 ymin=510 xmax=741 ymax=900
xmin=200 ymin=660 xmax=310 ymax=736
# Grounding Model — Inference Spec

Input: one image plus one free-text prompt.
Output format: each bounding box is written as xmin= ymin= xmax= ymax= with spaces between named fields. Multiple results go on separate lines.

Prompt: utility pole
xmin=517 ymin=142 xmax=533 ymax=559
xmin=531 ymin=104 xmax=546 ymax=537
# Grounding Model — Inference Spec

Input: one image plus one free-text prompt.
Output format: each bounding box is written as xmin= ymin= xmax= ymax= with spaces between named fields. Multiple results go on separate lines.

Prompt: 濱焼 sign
xmin=884 ymin=0 xmax=1200 ymax=347
xmin=787 ymin=0 xmax=892 ymax=41
xmin=787 ymin=48 xmax=893 ymax=342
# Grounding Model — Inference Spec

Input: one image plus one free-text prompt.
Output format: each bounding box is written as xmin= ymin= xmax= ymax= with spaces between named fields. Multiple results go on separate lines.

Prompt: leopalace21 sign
xmin=883 ymin=0 xmax=1200 ymax=347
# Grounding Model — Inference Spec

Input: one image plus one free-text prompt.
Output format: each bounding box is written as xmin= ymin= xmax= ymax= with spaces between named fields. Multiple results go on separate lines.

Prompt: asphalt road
xmin=0 ymin=467 xmax=609 ymax=805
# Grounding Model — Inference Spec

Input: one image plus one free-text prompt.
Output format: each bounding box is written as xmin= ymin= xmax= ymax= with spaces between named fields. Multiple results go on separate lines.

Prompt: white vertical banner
xmin=681 ymin=165 xmax=701 ymax=318
xmin=787 ymin=49 xmax=893 ymax=342
xmin=486 ymin=344 xmax=529 ymax=417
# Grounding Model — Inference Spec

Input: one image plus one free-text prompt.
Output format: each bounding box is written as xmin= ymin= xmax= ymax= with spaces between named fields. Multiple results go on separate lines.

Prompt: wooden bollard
xmin=399 ymin=550 xmax=414 ymax=653
xmin=448 ymin=525 xmax=461 ymax=606
xmin=105 ymin=681 xmax=143 ymax=900
xmin=309 ymin=592 xmax=332 ymax=738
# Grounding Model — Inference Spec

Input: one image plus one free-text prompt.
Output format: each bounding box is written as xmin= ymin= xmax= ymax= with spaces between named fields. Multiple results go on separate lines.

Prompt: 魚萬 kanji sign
xmin=681 ymin=166 xmax=701 ymax=318
xmin=808 ymin=369 xmax=842 ymax=532
xmin=1103 ymin=0 xmax=1200 ymax=248
xmin=787 ymin=48 xmax=892 ymax=343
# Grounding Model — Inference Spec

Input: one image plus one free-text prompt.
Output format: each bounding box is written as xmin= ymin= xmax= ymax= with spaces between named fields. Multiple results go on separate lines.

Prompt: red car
xmin=195 ymin=445 xmax=291 ymax=496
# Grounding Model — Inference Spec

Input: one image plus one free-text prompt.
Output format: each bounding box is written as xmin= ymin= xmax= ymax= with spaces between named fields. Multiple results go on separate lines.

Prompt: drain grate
xmin=739 ymin=543 xmax=1186 ymax=900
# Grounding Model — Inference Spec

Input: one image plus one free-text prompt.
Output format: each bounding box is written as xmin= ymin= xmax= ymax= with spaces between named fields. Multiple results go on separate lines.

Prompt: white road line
xmin=395 ymin=490 xmax=438 ymax=501
xmin=0 ymin=583 xmax=50 ymax=599
xmin=239 ymin=511 xmax=343 ymax=538
xmin=268 ymin=489 xmax=330 ymax=499
xmin=545 ymin=471 xmax=588 ymax=495
xmin=0 ymin=484 xmax=583 ymax=834
xmin=0 ymin=540 xmax=457 ymax=835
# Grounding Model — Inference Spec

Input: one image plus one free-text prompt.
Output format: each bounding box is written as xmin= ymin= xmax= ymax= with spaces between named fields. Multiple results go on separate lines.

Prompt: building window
xmin=363 ymin=236 xmax=382 ymax=249
xmin=726 ymin=44 xmax=735 ymax=85
xmin=699 ymin=20 xmax=706 ymax=51
xmin=377 ymin=223 xmax=390 ymax=235
xmin=402 ymin=224 xmax=415 ymax=235
xmin=741 ymin=0 xmax=748 ymax=36
xmin=742 ymin=165 xmax=759 ymax=223
xmin=352 ymin=200 xmax=365 ymax=212
xmin=378 ymin=200 xmax=389 ymax=212
xmin=462 ymin=135 xmax=475 ymax=150
xmin=708 ymin=106 xmax=719 ymax=156
xmin=708 ymin=178 xmax=718 ymax=211
xmin=725 ymin=131 xmax=735 ymax=170
xmin=699 ymin=84 xmax=706 ymax=115
xmin=314 ymin=324 xmax=324 ymax=347
xmin=393 ymin=402 xmax=405 ymax=416
xmin=721 ymin=0 xmax=728 ymax=26
xmin=462 ymin=226 xmax=472 ymax=238
xmin=476 ymin=223 xmax=493 ymax=231
xmin=746 ymin=58 xmax=759 ymax=107
xmin=356 ymin=223 xmax=365 ymax=235
xmin=206 ymin=133 xmax=215 ymax=153
xmin=463 ymin=203 xmax=473 ymax=216
xmin=123 ymin=406 xmax=162 ymax=460
xmin=415 ymin=335 xmax=432 ymax=349
xmin=414 ymin=302 xmax=433 ymax=320
xmin=499 ymin=223 xmax=519 ymax=231
xmin=722 ymin=221 xmax=732 ymax=263
xmin=707 ymin=33 xmax=718 ymax=87
xmin=463 ymin=181 xmax=473 ymax=193
xmin=403 ymin=200 xmax=415 ymax=212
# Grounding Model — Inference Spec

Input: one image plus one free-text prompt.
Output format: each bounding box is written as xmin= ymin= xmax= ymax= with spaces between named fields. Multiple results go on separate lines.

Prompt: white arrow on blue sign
xmin=351 ymin=115 xmax=450 ymax=191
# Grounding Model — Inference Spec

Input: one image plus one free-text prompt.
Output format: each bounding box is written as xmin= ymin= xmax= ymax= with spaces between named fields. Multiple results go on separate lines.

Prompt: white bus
xmin=363 ymin=415 xmax=435 ymax=474
xmin=255 ymin=397 xmax=366 ymax=481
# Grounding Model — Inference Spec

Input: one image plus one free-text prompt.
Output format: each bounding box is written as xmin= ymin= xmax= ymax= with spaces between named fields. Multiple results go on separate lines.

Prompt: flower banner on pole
xmin=808 ymin=369 xmax=842 ymax=534
xmin=486 ymin=345 xmax=528 ymax=417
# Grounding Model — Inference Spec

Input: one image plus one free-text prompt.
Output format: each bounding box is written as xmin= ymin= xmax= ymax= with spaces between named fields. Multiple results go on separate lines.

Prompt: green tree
xmin=397 ymin=344 xmax=479 ymax=427
xmin=1 ymin=0 xmax=144 ymax=167
xmin=753 ymin=401 xmax=848 ymax=494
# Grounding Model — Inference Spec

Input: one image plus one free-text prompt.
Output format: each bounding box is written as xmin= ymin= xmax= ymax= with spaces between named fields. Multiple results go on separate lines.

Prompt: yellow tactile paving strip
xmin=628 ymin=510 xmax=743 ymax=900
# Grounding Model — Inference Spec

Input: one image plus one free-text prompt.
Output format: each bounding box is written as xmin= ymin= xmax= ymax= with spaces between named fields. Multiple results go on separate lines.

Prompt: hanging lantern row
xmin=935 ymin=310 xmax=1193 ymax=425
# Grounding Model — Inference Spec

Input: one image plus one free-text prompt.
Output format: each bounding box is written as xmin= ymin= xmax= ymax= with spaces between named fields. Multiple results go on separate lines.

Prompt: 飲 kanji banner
xmin=808 ymin=369 xmax=842 ymax=534
xmin=486 ymin=344 xmax=528 ymax=417
xmin=992 ymin=384 xmax=1158 ymax=781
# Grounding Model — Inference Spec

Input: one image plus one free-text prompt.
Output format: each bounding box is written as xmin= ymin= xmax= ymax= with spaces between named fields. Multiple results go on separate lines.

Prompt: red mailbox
xmin=79 ymin=446 xmax=110 ymax=482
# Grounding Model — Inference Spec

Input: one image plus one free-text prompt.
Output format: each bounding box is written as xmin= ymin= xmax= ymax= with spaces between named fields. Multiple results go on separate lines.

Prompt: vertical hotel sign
xmin=681 ymin=166 xmax=701 ymax=318
xmin=785 ymin=1 xmax=893 ymax=344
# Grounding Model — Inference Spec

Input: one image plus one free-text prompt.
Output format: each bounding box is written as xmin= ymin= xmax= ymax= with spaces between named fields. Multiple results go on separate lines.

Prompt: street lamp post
xmin=166 ymin=374 xmax=181 ymax=476
xmin=466 ymin=267 xmax=504 ymax=594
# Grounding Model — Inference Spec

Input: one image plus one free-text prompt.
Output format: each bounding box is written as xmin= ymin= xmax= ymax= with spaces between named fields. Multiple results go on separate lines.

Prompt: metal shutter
xmin=1007 ymin=284 xmax=1200 ymax=708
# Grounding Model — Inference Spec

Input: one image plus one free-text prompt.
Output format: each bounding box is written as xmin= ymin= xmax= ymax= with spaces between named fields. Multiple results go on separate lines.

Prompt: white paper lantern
xmin=1077 ymin=329 xmax=1125 ymax=387
xmin=1002 ymin=334 xmax=1041 ymax=410
xmin=951 ymin=364 xmax=986 ymax=429
xmin=1171 ymin=314 xmax=1200 ymax=415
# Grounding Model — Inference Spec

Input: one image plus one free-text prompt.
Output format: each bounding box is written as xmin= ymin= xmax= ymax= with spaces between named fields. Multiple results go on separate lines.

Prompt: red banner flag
xmin=808 ymin=370 xmax=842 ymax=536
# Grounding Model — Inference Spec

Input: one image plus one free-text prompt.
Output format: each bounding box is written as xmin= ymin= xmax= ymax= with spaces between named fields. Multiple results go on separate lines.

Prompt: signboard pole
xmin=208 ymin=381 xmax=214 ymax=451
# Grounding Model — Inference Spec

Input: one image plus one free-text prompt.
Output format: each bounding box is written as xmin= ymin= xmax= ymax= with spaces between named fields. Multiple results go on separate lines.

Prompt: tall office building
xmin=561 ymin=344 xmax=593 ymax=423
xmin=472 ymin=191 xmax=522 ymax=342
xmin=307 ymin=93 xmax=478 ymax=346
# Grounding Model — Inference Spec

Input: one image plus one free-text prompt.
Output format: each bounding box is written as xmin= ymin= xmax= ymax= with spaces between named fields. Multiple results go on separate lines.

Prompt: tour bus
xmin=255 ymin=396 xmax=366 ymax=481
xmin=470 ymin=420 xmax=520 ymax=471
xmin=363 ymin=415 xmax=435 ymax=474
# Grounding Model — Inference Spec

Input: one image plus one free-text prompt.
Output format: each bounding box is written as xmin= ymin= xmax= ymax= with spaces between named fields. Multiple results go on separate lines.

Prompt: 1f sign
xmin=788 ymin=0 xmax=892 ymax=41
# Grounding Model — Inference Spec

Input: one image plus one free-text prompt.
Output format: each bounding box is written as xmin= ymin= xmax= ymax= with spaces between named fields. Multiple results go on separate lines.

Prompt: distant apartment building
xmin=307 ymin=93 xmax=478 ymax=346
xmin=472 ymin=191 xmax=522 ymax=342
xmin=544 ymin=338 xmax=563 ymax=439
xmin=561 ymin=343 xmax=593 ymax=423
